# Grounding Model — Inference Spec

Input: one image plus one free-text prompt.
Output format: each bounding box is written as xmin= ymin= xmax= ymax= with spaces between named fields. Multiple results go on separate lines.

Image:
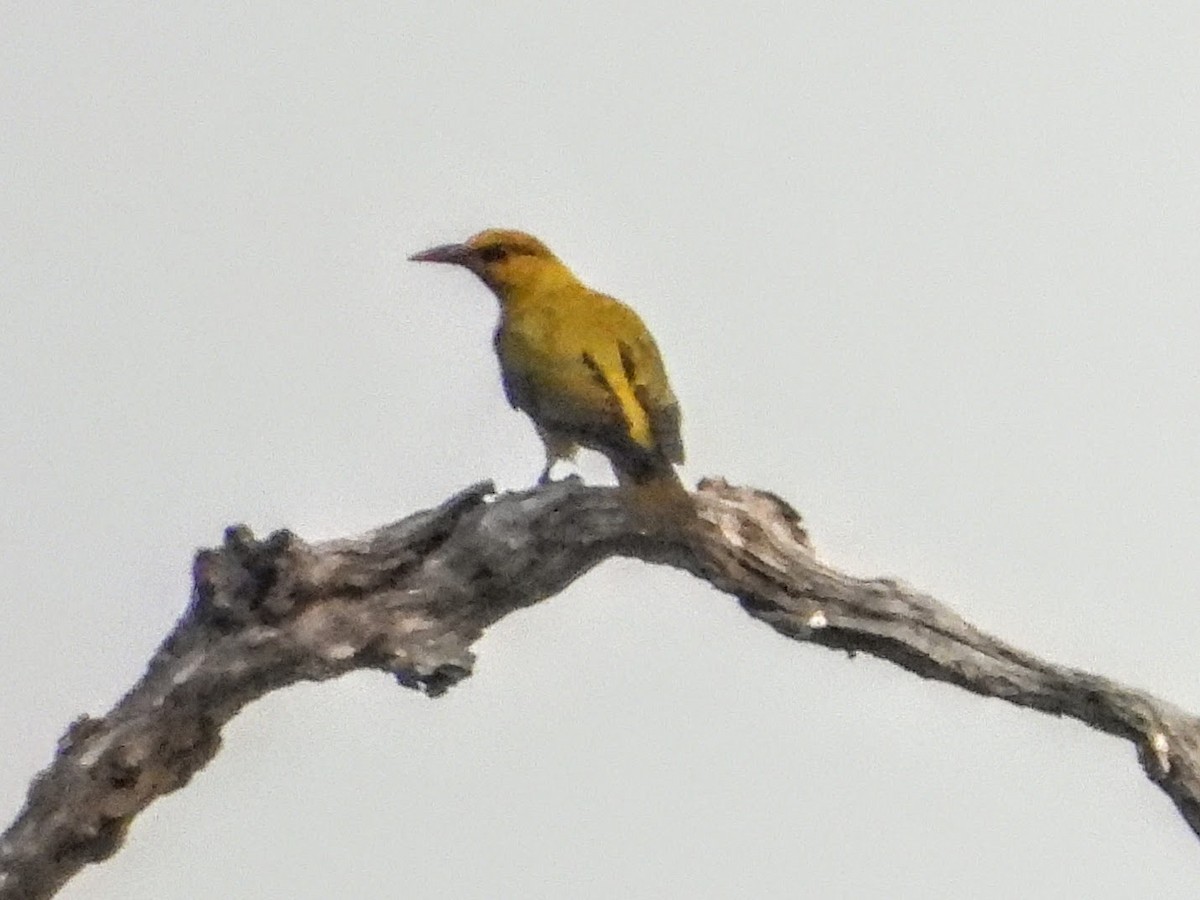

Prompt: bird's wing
xmin=615 ymin=331 xmax=685 ymax=465
xmin=495 ymin=319 xmax=622 ymax=429
xmin=495 ymin=300 xmax=683 ymax=470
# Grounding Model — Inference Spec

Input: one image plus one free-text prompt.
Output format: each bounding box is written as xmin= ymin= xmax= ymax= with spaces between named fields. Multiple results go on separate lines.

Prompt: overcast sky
xmin=4 ymin=3 xmax=1200 ymax=897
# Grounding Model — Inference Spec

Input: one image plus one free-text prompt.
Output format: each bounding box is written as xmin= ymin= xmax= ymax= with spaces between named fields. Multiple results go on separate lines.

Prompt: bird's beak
xmin=409 ymin=242 xmax=474 ymax=266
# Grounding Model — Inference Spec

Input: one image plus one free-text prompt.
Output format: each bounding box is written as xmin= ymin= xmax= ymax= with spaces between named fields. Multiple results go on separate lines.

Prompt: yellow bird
xmin=410 ymin=228 xmax=687 ymax=500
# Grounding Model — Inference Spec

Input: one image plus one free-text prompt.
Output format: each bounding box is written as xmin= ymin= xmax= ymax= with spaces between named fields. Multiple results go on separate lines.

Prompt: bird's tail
xmin=615 ymin=462 xmax=695 ymax=526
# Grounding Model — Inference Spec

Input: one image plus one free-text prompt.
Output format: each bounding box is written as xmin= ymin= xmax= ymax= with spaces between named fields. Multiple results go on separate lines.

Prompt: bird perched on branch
xmin=410 ymin=228 xmax=687 ymax=508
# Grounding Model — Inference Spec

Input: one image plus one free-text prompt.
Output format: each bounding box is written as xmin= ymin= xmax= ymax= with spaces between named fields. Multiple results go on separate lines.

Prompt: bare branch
xmin=3 ymin=477 xmax=1198 ymax=898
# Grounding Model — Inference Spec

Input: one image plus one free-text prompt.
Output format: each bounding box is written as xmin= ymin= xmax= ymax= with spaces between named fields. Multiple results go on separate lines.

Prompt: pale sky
xmin=4 ymin=3 xmax=1200 ymax=897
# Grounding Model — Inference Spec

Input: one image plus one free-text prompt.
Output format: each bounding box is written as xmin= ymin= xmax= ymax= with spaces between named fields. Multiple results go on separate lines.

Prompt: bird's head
xmin=409 ymin=228 xmax=575 ymax=300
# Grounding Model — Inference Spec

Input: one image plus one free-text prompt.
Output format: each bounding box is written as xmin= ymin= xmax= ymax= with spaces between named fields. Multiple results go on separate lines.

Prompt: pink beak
xmin=409 ymin=243 xmax=473 ymax=266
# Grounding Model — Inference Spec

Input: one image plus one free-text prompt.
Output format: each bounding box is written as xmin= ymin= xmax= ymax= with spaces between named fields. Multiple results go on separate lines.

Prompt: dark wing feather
xmin=618 ymin=339 xmax=685 ymax=465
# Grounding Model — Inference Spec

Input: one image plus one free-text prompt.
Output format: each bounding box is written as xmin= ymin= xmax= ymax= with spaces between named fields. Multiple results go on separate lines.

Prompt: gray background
xmin=4 ymin=3 xmax=1200 ymax=897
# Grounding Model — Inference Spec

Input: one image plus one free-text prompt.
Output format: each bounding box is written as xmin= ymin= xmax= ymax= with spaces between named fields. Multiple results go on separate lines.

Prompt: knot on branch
xmin=695 ymin=477 xmax=812 ymax=551
xmin=190 ymin=525 xmax=312 ymax=627
xmin=394 ymin=661 xmax=472 ymax=698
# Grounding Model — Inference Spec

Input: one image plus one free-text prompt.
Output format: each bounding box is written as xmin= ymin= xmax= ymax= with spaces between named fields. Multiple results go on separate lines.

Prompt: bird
xmin=409 ymin=228 xmax=688 ymax=507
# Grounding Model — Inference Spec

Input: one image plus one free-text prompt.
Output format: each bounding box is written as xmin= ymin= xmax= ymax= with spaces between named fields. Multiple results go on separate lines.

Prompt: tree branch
xmin=3 ymin=478 xmax=1198 ymax=898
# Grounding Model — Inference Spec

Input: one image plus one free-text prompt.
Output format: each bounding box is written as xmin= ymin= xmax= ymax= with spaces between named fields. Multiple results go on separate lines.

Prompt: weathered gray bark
xmin=2 ymin=477 xmax=1198 ymax=899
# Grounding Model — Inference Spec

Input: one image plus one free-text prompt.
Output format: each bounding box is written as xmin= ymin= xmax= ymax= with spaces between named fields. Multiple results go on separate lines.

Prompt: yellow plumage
xmin=410 ymin=229 xmax=686 ymax=501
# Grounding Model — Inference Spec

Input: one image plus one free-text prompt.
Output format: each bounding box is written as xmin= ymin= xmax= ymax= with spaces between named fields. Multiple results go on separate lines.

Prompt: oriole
xmin=410 ymin=229 xmax=687 ymax=502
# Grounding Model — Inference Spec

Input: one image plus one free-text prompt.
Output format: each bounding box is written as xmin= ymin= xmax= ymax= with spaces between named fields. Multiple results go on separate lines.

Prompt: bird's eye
xmin=478 ymin=245 xmax=508 ymax=263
